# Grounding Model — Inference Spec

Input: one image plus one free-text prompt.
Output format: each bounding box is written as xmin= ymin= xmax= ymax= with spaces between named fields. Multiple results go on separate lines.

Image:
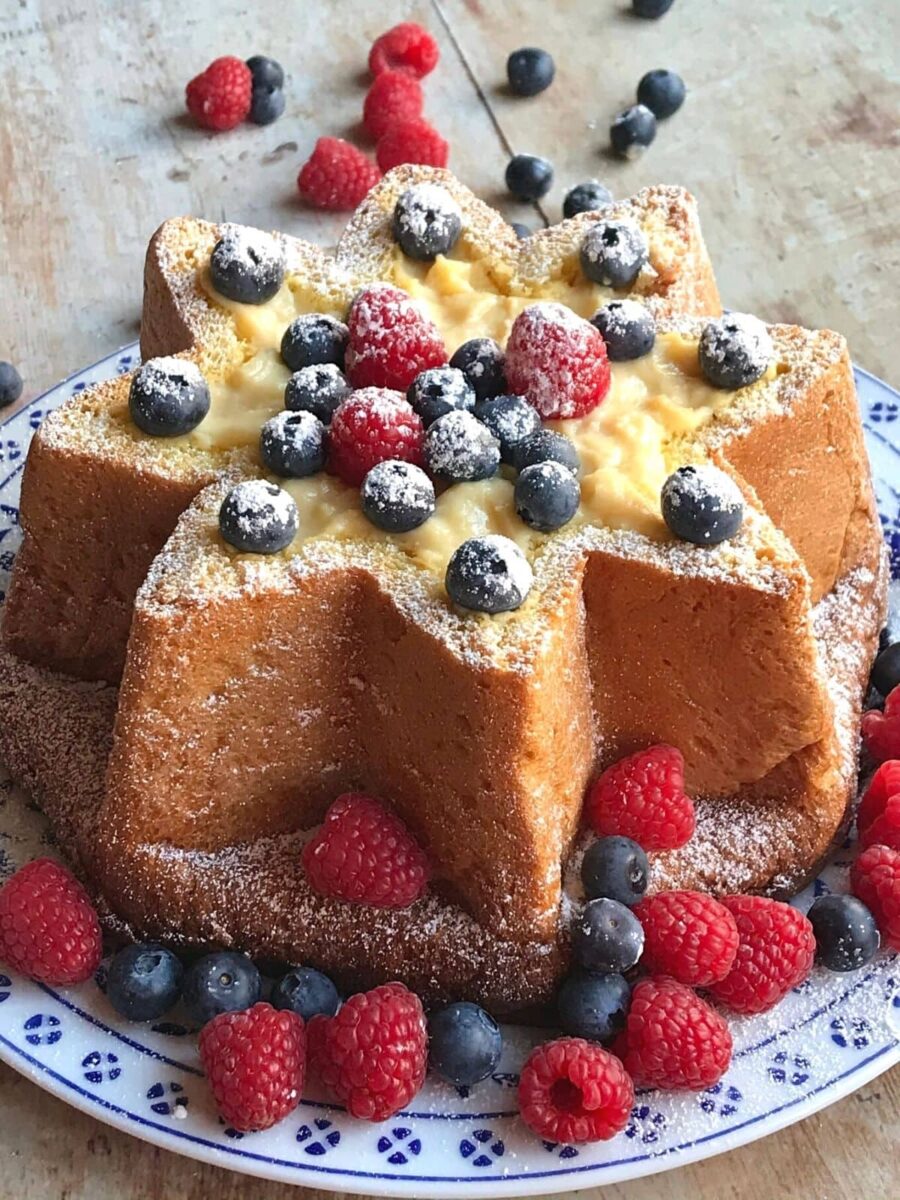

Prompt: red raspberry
xmin=376 ymin=118 xmax=449 ymax=172
xmin=297 ymin=137 xmax=382 ymax=212
xmin=862 ymin=686 xmax=900 ymax=762
xmin=505 ymin=302 xmax=611 ymax=419
xmin=633 ymin=890 xmax=739 ymax=986
xmin=363 ymin=71 xmax=424 ymax=140
xmin=328 ymin=389 xmax=426 ymax=488
xmin=586 ymin=744 xmax=694 ymax=852
xmin=368 ymin=23 xmax=440 ymax=79
xmin=851 ymin=844 xmax=900 ymax=950
xmin=311 ymin=983 xmax=427 ymax=1120
xmin=857 ymin=760 xmax=900 ymax=835
xmin=860 ymin=793 xmax=900 ymax=852
xmin=707 ymin=895 xmax=815 ymax=1014
xmin=0 ymin=858 xmax=101 ymax=985
xmin=346 ymin=283 xmax=447 ymax=392
xmin=185 ymin=56 xmax=252 ymax=132
xmin=518 ymin=1038 xmax=633 ymax=1144
xmin=199 ymin=1002 xmax=305 ymax=1132
xmin=302 ymin=793 xmax=429 ymax=906
xmin=617 ymin=976 xmax=732 ymax=1090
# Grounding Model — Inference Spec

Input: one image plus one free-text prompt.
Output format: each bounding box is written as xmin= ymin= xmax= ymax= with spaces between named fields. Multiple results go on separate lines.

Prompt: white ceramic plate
xmin=0 ymin=345 xmax=897 ymax=1197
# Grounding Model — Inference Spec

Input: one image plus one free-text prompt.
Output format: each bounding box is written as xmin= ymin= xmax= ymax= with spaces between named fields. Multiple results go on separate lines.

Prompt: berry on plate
xmin=0 ymin=858 xmax=102 ymax=985
xmin=505 ymin=153 xmax=554 ymax=202
xmin=377 ymin=118 xmax=449 ymax=171
xmin=185 ymin=56 xmax=252 ymax=131
xmin=808 ymin=894 xmax=880 ymax=972
xmin=505 ymin=302 xmax=610 ymax=419
xmin=571 ymin=897 xmax=644 ymax=974
xmin=586 ymin=744 xmax=694 ymax=852
xmin=328 ymin=388 xmax=426 ymax=487
xmin=271 ymin=966 xmax=340 ymax=1021
xmin=581 ymin=835 xmax=648 ymax=906
xmin=298 ymin=137 xmax=382 ymax=211
xmin=346 ymin=283 xmax=447 ymax=391
xmin=616 ymin=976 xmax=732 ymax=1090
xmin=857 ymin=759 xmax=900 ymax=838
xmin=699 ymin=313 xmax=773 ymax=389
xmin=182 ymin=950 xmax=262 ymax=1026
xmin=634 ymin=890 xmax=739 ymax=986
xmin=609 ymin=104 xmax=657 ymax=158
xmin=218 ymin=480 xmax=298 ymax=554
xmin=451 ymin=338 xmax=507 ymax=402
xmin=851 ymin=844 xmax=900 ymax=951
xmin=637 ymin=68 xmax=686 ymax=119
xmin=661 ymin=464 xmax=745 ymax=546
xmin=364 ymin=71 xmax=424 ymax=141
xmin=871 ymin=641 xmax=900 ymax=698
xmin=563 ymin=180 xmax=614 ymax=219
xmin=580 ymin=218 xmax=649 ymax=288
xmin=515 ymin=461 xmax=580 ymax=532
xmin=128 ymin=357 xmax=210 ymax=438
xmin=557 ymin=970 xmax=631 ymax=1044
xmin=862 ymin=686 xmax=900 ymax=762
xmin=445 ymin=534 xmax=533 ymax=614
xmin=361 ymin=460 xmax=435 ymax=533
xmin=428 ymin=1000 xmax=503 ymax=1087
xmin=392 ymin=183 xmax=463 ymax=262
xmin=860 ymin=791 xmax=900 ymax=852
xmin=506 ymin=47 xmax=555 ymax=97
xmin=518 ymin=1037 xmax=634 ymax=1143
xmin=106 ymin=943 xmax=183 ymax=1022
xmin=707 ymin=895 xmax=816 ymax=1014
xmin=368 ymin=23 xmax=439 ymax=79
xmin=209 ymin=226 xmax=285 ymax=305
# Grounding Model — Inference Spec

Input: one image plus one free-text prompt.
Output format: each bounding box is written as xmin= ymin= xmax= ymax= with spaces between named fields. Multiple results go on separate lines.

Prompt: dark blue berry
xmin=610 ymin=104 xmax=657 ymax=158
xmin=571 ymin=897 xmax=644 ymax=974
xmin=361 ymin=460 xmax=435 ymax=533
xmin=446 ymin=534 xmax=533 ymax=613
xmin=271 ymin=966 xmax=340 ymax=1020
xmin=260 ymin=410 xmax=327 ymax=478
xmin=474 ymin=393 xmax=540 ymax=464
xmin=392 ymin=183 xmax=463 ymax=262
xmin=246 ymin=55 xmax=284 ymax=89
xmin=557 ymin=970 xmax=631 ymax=1043
xmin=580 ymin=219 xmax=648 ymax=288
xmin=0 ymin=362 xmax=23 ymax=408
xmin=515 ymin=461 xmax=580 ymax=532
xmin=808 ymin=895 xmax=880 ymax=972
xmin=407 ymin=366 xmax=475 ymax=425
xmin=182 ymin=951 xmax=261 ymax=1025
xmin=661 ymin=464 xmax=744 ymax=546
xmin=563 ymin=181 xmax=613 ymax=219
xmin=632 ymin=0 xmax=675 ymax=16
xmin=219 ymin=480 xmax=298 ymax=554
xmin=129 ymin=357 xmax=210 ymax=437
xmin=449 ymin=338 xmax=507 ymax=403
xmin=506 ymin=47 xmax=555 ymax=97
xmin=511 ymin=222 xmax=531 ymax=239
xmin=105 ymin=943 xmax=183 ymax=1022
xmin=249 ymin=85 xmax=286 ymax=126
xmin=427 ymin=1001 xmax=502 ymax=1087
xmin=872 ymin=641 xmax=900 ymax=698
xmin=424 ymin=410 xmax=500 ymax=482
xmin=281 ymin=314 xmax=348 ymax=372
xmin=591 ymin=299 xmax=656 ymax=361
xmin=505 ymin=154 xmax=554 ymax=202
xmin=581 ymin=836 xmax=649 ymax=906
xmin=284 ymin=363 xmax=350 ymax=423
xmin=511 ymin=428 xmax=579 ymax=475
xmin=699 ymin=314 xmax=773 ymax=389
xmin=637 ymin=69 xmax=686 ymax=119
xmin=209 ymin=227 xmax=285 ymax=304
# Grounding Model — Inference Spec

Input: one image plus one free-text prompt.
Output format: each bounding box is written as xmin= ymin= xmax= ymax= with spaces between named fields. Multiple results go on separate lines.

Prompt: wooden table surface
xmin=0 ymin=0 xmax=898 ymax=1196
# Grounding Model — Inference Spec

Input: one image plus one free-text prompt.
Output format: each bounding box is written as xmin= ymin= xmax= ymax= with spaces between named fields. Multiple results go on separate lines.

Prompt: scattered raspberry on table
xmin=368 ymin=22 xmax=440 ymax=79
xmin=297 ymin=137 xmax=382 ymax=211
xmin=185 ymin=56 xmax=253 ymax=131
xmin=363 ymin=71 xmax=424 ymax=140
xmin=376 ymin=118 xmax=449 ymax=171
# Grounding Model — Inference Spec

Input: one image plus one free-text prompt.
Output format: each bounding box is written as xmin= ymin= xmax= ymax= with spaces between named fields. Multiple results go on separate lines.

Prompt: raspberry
xmin=858 ymin=759 xmax=900 ymax=836
xmin=346 ymin=283 xmax=447 ymax=392
xmin=505 ymin=302 xmax=611 ymax=419
xmin=328 ymin=389 xmax=425 ymax=488
xmin=368 ymin=23 xmax=439 ymax=79
xmin=518 ymin=1038 xmax=633 ymax=1144
xmin=0 ymin=858 xmax=102 ymax=985
xmin=707 ymin=895 xmax=815 ymax=1014
xmin=586 ymin=744 xmax=694 ymax=852
xmin=851 ymin=844 xmax=900 ymax=950
xmin=634 ymin=890 xmax=739 ymax=986
xmin=297 ymin=137 xmax=382 ymax=212
xmin=376 ymin=119 xmax=449 ymax=172
xmin=616 ymin=976 xmax=732 ymax=1090
xmin=363 ymin=71 xmax=424 ymax=140
xmin=199 ymin=1002 xmax=305 ymax=1132
xmin=862 ymin=686 xmax=900 ymax=762
xmin=302 ymin=793 xmax=429 ymax=906
xmin=860 ymin=792 xmax=900 ymax=852
xmin=310 ymin=983 xmax=427 ymax=1120
xmin=185 ymin=57 xmax=252 ymax=132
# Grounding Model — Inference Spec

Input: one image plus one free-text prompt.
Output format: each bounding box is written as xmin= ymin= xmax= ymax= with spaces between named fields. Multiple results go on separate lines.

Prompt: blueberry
xmin=511 ymin=222 xmax=531 ymax=239
xmin=872 ymin=641 xmax=900 ymax=698
xmin=808 ymin=895 xmax=880 ymax=972
xmin=563 ymin=180 xmax=613 ymax=220
xmin=271 ymin=966 xmax=340 ymax=1020
xmin=632 ymin=0 xmax=675 ymax=16
xmin=129 ymin=356 xmax=210 ymax=437
xmin=506 ymin=47 xmax=555 ymax=97
xmin=446 ymin=534 xmax=533 ymax=614
xmin=0 ymin=362 xmax=23 ymax=408
xmin=407 ymin=365 xmax=476 ymax=426
xmin=361 ymin=460 xmax=436 ymax=533
xmin=661 ymin=464 xmax=745 ymax=546
xmin=284 ymin=363 xmax=350 ymax=423
xmin=106 ymin=943 xmax=183 ymax=1022
xmin=260 ymin=410 xmax=327 ymax=478
xmin=591 ymin=299 xmax=656 ymax=361
xmin=209 ymin=225 xmax=285 ymax=305
xmin=637 ymin=69 xmax=686 ymax=119
xmin=610 ymin=103 xmax=657 ymax=158
xmin=699 ymin=313 xmax=774 ymax=389
xmin=511 ymin=428 xmax=580 ymax=475
xmin=249 ymin=85 xmax=286 ymax=126
xmin=424 ymin=410 xmax=500 ymax=483
xmin=450 ymin=338 xmax=507 ymax=403
xmin=515 ymin=461 xmax=580 ymax=532
xmin=182 ymin=951 xmax=261 ymax=1025
xmin=580 ymin=219 xmax=649 ymax=288
xmin=474 ymin=394 xmax=540 ymax=464
xmin=428 ymin=1001 xmax=503 ymax=1087
xmin=571 ymin=897 xmax=644 ymax=974
xmin=246 ymin=55 xmax=284 ymax=90
xmin=392 ymin=183 xmax=463 ymax=262
xmin=581 ymin=836 xmax=649 ymax=906
xmin=219 ymin=479 xmax=299 ymax=554
xmin=557 ymin=970 xmax=631 ymax=1043
xmin=281 ymin=313 xmax=349 ymax=372
xmin=505 ymin=154 xmax=554 ymax=202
